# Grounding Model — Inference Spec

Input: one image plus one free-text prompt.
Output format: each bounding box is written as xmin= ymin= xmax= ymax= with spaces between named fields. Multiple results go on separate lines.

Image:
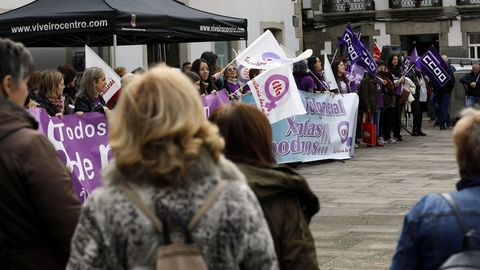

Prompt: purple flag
xmin=410 ymin=47 xmax=419 ymax=63
xmin=201 ymin=89 xmax=231 ymax=118
xmin=346 ymin=63 xmax=366 ymax=93
xmin=415 ymin=46 xmax=452 ymax=88
xmin=29 ymin=108 xmax=111 ymax=203
xmin=339 ymin=23 xmax=377 ymax=77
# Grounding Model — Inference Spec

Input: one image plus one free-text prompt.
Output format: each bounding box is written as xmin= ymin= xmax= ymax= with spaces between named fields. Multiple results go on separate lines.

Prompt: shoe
xmin=396 ymin=137 xmax=403 ymax=142
xmin=376 ymin=140 xmax=384 ymax=147
xmin=354 ymin=143 xmax=359 ymax=148
xmin=379 ymin=137 xmax=385 ymax=145
xmin=387 ymin=138 xmax=397 ymax=144
xmin=411 ymin=131 xmax=418 ymax=136
xmin=418 ymin=131 xmax=427 ymax=136
xmin=433 ymin=122 xmax=440 ymax=127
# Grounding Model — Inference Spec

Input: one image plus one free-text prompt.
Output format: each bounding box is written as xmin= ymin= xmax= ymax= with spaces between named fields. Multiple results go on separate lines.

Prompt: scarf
xmin=47 ymin=96 xmax=65 ymax=114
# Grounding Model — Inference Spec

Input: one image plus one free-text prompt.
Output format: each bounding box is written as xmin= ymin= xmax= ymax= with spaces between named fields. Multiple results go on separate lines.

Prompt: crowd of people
xmin=1 ymin=36 xmax=480 ymax=270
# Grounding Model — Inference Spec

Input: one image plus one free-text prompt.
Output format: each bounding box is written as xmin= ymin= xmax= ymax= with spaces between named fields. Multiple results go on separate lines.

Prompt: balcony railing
xmin=457 ymin=0 xmax=480 ymax=5
xmin=389 ymin=0 xmax=442 ymax=8
xmin=322 ymin=0 xmax=375 ymax=13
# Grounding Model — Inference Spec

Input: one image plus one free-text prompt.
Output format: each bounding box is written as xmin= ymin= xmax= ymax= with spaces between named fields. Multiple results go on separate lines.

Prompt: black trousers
xmin=393 ymin=97 xmax=402 ymax=139
xmin=382 ymin=107 xmax=395 ymax=140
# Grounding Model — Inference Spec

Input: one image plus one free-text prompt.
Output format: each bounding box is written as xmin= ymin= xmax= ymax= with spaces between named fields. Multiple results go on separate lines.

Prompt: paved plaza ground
xmin=297 ymin=120 xmax=458 ymax=269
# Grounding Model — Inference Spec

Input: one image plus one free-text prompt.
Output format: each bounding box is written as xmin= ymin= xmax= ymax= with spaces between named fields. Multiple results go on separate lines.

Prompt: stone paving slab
xmin=296 ymin=121 xmax=458 ymax=269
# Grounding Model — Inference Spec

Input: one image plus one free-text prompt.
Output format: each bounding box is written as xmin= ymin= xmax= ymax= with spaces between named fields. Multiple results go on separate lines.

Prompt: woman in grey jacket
xmin=67 ymin=66 xmax=278 ymax=270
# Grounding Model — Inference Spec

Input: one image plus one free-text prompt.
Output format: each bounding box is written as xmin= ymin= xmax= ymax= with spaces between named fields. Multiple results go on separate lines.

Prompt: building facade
xmin=302 ymin=0 xmax=480 ymax=59
xmin=179 ymin=0 xmax=304 ymax=69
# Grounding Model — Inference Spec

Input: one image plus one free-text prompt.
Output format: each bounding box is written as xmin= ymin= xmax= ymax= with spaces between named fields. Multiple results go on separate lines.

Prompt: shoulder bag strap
xmin=440 ymin=193 xmax=472 ymax=249
xmin=118 ymin=184 xmax=163 ymax=234
xmin=188 ymin=180 xmax=228 ymax=230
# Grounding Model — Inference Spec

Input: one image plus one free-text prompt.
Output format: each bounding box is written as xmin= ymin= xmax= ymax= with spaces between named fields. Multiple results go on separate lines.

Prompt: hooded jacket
xmin=67 ymin=155 xmax=279 ymax=270
xmin=237 ymin=162 xmax=320 ymax=270
xmin=0 ymin=98 xmax=81 ymax=270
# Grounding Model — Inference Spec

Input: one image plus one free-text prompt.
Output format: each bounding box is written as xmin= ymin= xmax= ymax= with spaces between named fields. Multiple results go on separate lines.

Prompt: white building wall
xmin=187 ymin=0 xmax=300 ymax=61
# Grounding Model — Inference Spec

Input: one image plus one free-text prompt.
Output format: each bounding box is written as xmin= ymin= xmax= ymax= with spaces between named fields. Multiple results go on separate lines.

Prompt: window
xmin=214 ymin=41 xmax=232 ymax=69
xmin=468 ymin=33 xmax=480 ymax=59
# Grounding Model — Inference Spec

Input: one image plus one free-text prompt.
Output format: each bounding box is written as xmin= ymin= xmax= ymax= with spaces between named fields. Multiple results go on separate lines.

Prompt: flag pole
xmin=280 ymin=44 xmax=326 ymax=89
xmin=332 ymin=49 xmax=338 ymax=61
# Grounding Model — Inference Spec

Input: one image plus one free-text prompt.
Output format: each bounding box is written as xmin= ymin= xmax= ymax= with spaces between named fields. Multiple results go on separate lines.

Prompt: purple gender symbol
xmin=264 ymin=74 xmax=289 ymax=111
xmin=337 ymin=121 xmax=349 ymax=144
xmin=262 ymin=52 xmax=281 ymax=61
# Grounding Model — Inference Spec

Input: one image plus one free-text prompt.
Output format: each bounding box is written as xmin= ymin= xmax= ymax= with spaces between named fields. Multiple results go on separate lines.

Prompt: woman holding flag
xmin=387 ymin=54 xmax=404 ymax=141
xmin=332 ymin=59 xmax=351 ymax=94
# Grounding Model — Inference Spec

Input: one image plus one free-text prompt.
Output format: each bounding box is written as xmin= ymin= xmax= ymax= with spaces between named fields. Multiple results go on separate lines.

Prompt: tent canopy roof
xmin=0 ymin=0 xmax=247 ymax=47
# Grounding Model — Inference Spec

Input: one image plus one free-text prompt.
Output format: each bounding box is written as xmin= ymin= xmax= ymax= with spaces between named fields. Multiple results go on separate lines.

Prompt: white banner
xmin=85 ymin=45 xmax=121 ymax=103
xmin=236 ymin=30 xmax=287 ymax=84
xmin=246 ymin=65 xmax=306 ymax=123
xmin=323 ymin=53 xmax=339 ymax=91
xmin=241 ymin=92 xmax=360 ymax=163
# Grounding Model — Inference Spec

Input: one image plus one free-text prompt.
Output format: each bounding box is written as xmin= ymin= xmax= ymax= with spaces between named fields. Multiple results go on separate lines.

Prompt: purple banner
xmin=415 ymin=46 xmax=452 ymax=88
xmin=29 ymin=108 xmax=111 ymax=203
xmin=202 ymin=89 xmax=231 ymax=118
xmin=339 ymin=23 xmax=377 ymax=77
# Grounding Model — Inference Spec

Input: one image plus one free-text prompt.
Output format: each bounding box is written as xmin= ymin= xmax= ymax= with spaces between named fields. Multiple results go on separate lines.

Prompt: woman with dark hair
xmin=0 ymin=37 xmax=80 ymax=270
xmin=307 ymin=56 xmax=327 ymax=91
xmin=191 ymin=58 xmax=218 ymax=95
xmin=387 ymin=53 xmax=405 ymax=141
xmin=332 ymin=59 xmax=350 ymax=94
xmin=210 ymin=103 xmax=320 ymax=270
xmin=201 ymin=51 xmax=224 ymax=89
xmin=57 ymin=64 xmax=78 ymax=113
xmin=293 ymin=60 xmax=315 ymax=93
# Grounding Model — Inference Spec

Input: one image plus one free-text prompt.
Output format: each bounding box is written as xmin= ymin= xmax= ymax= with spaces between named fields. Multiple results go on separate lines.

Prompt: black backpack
xmin=438 ymin=193 xmax=480 ymax=270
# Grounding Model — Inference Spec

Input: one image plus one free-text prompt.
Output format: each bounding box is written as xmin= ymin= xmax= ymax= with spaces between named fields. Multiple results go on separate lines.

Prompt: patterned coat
xmin=67 ymin=154 xmax=279 ymax=270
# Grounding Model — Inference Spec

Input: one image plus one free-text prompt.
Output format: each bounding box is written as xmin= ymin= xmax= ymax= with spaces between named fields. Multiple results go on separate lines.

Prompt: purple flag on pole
xmin=415 ymin=46 xmax=452 ymax=88
xmin=410 ymin=47 xmax=419 ymax=63
xmin=338 ymin=23 xmax=377 ymax=77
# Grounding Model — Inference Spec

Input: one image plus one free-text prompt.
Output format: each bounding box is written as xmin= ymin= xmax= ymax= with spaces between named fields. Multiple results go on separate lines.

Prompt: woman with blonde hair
xmin=74 ymin=67 xmax=107 ymax=114
xmin=34 ymin=70 xmax=65 ymax=117
xmin=67 ymin=66 xmax=278 ymax=269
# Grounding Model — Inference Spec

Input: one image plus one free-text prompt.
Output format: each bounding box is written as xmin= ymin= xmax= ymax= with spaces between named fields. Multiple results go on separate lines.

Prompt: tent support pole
xmin=112 ymin=34 xmax=117 ymax=68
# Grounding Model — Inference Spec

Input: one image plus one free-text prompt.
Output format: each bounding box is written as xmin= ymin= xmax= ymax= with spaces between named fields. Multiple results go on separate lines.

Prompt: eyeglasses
xmin=227 ymin=68 xmax=237 ymax=72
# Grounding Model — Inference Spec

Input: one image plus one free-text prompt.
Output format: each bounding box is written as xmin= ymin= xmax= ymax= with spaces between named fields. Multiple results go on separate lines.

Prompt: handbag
xmin=362 ymin=112 xmax=376 ymax=146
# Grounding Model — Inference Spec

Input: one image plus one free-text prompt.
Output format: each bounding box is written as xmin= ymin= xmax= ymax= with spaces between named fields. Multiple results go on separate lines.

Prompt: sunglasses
xmin=227 ymin=67 xmax=237 ymax=72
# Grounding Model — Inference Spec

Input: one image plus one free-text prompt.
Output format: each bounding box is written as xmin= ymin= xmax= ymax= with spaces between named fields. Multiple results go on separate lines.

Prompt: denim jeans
xmin=437 ymin=93 xmax=451 ymax=127
xmin=466 ymin=96 xmax=480 ymax=107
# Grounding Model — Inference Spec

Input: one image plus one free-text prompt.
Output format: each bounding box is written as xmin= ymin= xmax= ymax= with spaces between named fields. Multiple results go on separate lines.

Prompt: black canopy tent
xmin=0 ymin=0 xmax=248 ymax=47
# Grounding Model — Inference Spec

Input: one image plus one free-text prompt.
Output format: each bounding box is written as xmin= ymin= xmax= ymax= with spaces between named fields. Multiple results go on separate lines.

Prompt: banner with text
xmin=241 ymin=92 xmax=359 ymax=163
xmin=202 ymin=90 xmax=231 ymax=118
xmin=29 ymin=108 xmax=111 ymax=203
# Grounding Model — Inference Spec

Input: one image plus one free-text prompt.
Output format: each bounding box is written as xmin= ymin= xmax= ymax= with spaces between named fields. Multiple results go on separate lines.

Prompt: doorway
xmin=400 ymin=34 xmax=439 ymax=55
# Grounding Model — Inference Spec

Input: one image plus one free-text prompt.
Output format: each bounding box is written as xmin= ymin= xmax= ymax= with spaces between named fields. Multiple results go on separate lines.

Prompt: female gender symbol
xmin=264 ymin=74 xmax=289 ymax=111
